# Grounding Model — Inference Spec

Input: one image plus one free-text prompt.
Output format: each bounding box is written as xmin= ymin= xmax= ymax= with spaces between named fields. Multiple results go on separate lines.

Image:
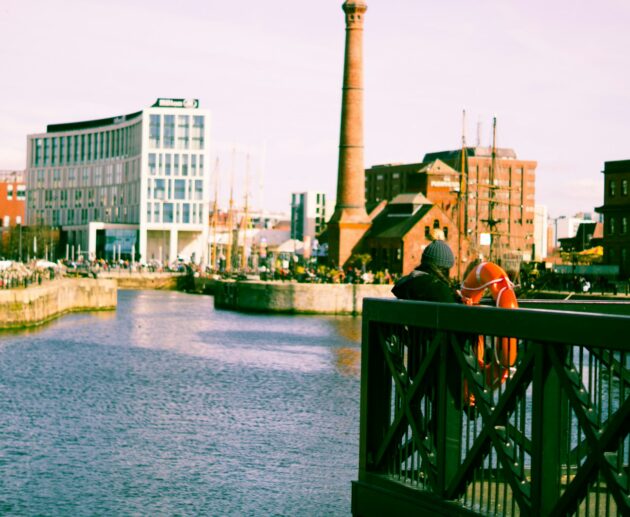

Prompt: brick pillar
xmin=327 ymin=0 xmax=371 ymax=268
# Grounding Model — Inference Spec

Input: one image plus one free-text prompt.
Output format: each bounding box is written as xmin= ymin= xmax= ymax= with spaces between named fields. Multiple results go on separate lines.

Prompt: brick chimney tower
xmin=327 ymin=0 xmax=371 ymax=267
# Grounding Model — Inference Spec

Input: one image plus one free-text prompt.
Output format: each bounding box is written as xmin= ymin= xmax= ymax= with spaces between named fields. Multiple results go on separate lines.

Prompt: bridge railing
xmin=353 ymin=299 xmax=630 ymax=516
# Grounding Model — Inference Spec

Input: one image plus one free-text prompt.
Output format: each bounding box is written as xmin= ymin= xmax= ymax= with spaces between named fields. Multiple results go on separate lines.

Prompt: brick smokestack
xmin=327 ymin=0 xmax=371 ymax=268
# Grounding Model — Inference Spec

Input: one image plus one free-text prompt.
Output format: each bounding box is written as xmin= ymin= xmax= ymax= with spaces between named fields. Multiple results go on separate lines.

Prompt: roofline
xmin=46 ymin=110 xmax=144 ymax=133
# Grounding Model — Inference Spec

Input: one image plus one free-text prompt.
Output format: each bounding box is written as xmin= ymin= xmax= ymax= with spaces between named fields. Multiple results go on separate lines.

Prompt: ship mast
xmin=457 ymin=109 xmax=468 ymax=281
xmin=240 ymin=154 xmax=251 ymax=272
xmin=210 ymin=157 xmax=220 ymax=271
xmin=486 ymin=116 xmax=500 ymax=262
xmin=225 ymin=148 xmax=236 ymax=273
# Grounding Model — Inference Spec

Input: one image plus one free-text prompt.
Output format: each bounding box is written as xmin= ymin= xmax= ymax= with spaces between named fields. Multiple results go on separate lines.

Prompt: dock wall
xmin=214 ymin=280 xmax=394 ymax=315
xmin=99 ymin=272 xmax=183 ymax=290
xmin=0 ymin=278 xmax=117 ymax=329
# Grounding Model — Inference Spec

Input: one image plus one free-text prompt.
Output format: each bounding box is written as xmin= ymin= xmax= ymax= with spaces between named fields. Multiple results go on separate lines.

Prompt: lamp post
xmin=18 ymin=222 xmax=22 ymax=263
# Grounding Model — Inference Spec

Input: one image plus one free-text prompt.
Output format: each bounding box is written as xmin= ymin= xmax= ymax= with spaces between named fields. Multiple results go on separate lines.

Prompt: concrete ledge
xmin=214 ymin=280 xmax=394 ymax=315
xmin=0 ymin=278 xmax=117 ymax=329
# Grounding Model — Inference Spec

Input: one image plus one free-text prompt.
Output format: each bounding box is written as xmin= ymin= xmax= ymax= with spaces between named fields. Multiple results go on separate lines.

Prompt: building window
xmin=163 ymin=203 xmax=173 ymax=223
xmin=190 ymin=155 xmax=196 ymax=176
xmin=7 ymin=185 xmax=13 ymax=199
xmin=623 ymin=217 xmax=628 ymax=234
xmin=623 ymin=179 xmax=628 ymax=196
xmin=610 ymin=217 xmax=616 ymax=235
xmin=16 ymin=186 xmax=25 ymax=200
xmin=149 ymin=153 xmax=157 ymax=175
xmin=149 ymin=115 xmax=161 ymax=147
xmin=609 ymin=180 xmax=616 ymax=197
xmin=164 ymin=115 xmax=175 ymax=148
xmin=165 ymin=154 xmax=172 ymax=176
xmin=433 ymin=219 xmax=440 ymax=229
xmin=181 ymin=155 xmax=188 ymax=176
xmin=192 ymin=116 xmax=204 ymax=150
xmin=182 ymin=203 xmax=190 ymax=223
xmin=177 ymin=115 xmax=190 ymax=149
xmin=174 ymin=180 xmax=186 ymax=200
xmin=154 ymin=179 xmax=165 ymax=200
xmin=194 ymin=180 xmax=203 ymax=200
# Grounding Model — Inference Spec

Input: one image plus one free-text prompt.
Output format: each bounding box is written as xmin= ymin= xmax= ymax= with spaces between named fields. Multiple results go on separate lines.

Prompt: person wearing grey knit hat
xmin=421 ymin=240 xmax=455 ymax=270
xmin=392 ymin=240 xmax=458 ymax=303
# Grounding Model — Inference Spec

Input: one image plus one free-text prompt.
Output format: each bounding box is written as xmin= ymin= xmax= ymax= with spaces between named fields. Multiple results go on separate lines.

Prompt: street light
xmin=17 ymin=216 xmax=22 ymax=263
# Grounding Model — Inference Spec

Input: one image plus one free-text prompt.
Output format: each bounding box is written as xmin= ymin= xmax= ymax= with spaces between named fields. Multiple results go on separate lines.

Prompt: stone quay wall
xmin=214 ymin=280 xmax=394 ymax=315
xmin=0 ymin=278 xmax=117 ymax=329
xmin=99 ymin=272 xmax=183 ymax=290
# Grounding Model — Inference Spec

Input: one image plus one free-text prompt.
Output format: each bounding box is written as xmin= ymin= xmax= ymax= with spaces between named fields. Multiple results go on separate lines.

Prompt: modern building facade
xmin=290 ymin=191 xmax=331 ymax=242
xmin=26 ymin=98 xmax=210 ymax=264
xmin=0 ymin=170 xmax=26 ymax=228
xmin=595 ymin=159 xmax=630 ymax=277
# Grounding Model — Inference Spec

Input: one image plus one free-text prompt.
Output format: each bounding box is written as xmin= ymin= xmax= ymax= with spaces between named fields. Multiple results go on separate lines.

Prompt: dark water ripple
xmin=0 ymin=290 xmax=362 ymax=516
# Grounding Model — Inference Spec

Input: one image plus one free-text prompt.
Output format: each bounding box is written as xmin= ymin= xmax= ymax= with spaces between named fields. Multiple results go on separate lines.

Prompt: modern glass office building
xmin=26 ymin=98 xmax=210 ymax=264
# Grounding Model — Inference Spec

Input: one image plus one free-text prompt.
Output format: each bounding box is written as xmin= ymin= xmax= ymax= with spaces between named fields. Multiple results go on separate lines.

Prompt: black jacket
xmin=392 ymin=269 xmax=458 ymax=303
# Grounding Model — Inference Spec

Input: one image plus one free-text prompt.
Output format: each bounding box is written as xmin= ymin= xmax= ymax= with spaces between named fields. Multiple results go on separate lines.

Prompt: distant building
xmin=26 ymin=98 xmax=210 ymax=264
xmin=551 ymin=213 xmax=597 ymax=249
xmin=533 ymin=205 xmax=548 ymax=260
xmin=366 ymin=146 xmax=537 ymax=270
xmin=0 ymin=170 xmax=25 ymax=228
xmin=363 ymin=193 xmax=459 ymax=275
xmin=595 ymin=159 xmax=630 ymax=277
xmin=290 ymin=191 xmax=331 ymax=242
xmin=558 ymin=221 xmax=603 ymax=252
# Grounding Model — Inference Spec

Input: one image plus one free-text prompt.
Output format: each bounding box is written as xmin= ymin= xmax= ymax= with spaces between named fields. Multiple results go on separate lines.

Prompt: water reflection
xmin=0 ymin=290 xmax=362 ymax=515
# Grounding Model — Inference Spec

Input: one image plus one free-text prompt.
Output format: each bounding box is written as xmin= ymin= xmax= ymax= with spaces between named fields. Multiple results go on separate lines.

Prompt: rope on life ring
xmin=460 ymin=262 xmax=519 ymax=406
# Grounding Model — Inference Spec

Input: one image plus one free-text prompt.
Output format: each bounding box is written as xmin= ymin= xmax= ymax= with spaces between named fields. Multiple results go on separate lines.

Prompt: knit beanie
xmin=421 ymin=240 xmax=454 ymax=269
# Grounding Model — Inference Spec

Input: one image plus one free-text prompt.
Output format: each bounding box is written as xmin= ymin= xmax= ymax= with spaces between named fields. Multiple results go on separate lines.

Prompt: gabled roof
xmin=367 ymin=203 xmax=433 ymax=240
xmin=390 ymin=192 xmax=431 ymax=205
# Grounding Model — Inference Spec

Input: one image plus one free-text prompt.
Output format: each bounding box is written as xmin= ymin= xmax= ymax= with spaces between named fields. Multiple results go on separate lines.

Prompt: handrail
xmin=353 ymin=298 xmax=630 ymax=516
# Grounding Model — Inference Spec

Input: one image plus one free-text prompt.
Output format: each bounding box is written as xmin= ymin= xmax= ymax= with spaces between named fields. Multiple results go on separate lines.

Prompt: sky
xmin=1 ymin=0 xmax=629 ymax=218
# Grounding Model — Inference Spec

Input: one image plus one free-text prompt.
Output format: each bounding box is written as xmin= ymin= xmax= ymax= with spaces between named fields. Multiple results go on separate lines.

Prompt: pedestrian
xmin=392 ymin=240 xmax=459 ymax=303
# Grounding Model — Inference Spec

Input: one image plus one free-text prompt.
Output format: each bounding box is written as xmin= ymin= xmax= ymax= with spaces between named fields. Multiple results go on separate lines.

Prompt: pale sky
xmin=1 ymin=0 xmax=629 ymax=218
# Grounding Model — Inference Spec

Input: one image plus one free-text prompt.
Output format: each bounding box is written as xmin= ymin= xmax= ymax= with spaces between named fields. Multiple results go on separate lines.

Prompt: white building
xmin=290 ymin=191 xmax=331 ymax=244
xmin=533 ymin=205 xmax=548 ymax=260
xmin=26 ymin=98 xmax=210 ymax=264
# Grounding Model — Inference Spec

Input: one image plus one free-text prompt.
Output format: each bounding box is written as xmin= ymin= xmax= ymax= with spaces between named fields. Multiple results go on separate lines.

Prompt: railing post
xmin=531 ymin=343 xmax=565 ymax=515
xmin=437 ymin=332 xmax=462 ymax=496
xmin=358 ymin=309 xmax=392 ymax=478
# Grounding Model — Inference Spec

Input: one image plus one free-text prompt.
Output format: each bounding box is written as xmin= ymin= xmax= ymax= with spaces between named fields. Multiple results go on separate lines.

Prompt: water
xmin=0 ymin=290 xmax=362 ymax=516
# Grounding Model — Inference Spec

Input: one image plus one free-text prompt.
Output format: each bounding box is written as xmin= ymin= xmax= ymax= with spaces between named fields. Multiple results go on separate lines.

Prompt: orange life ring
xmin=461 ymin=262 xmax=518 ymax=405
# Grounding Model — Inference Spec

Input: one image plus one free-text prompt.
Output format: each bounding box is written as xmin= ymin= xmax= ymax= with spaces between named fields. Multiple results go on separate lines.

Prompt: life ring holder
xmin=460 ymin=262 xmax=519 ymax=403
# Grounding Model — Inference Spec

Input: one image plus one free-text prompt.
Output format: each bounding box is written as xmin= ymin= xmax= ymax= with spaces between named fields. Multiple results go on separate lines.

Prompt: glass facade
xmin=26 ymin=105 xmax=208 ymax=264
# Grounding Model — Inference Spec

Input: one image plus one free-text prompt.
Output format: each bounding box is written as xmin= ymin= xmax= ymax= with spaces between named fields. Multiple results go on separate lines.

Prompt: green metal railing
xmin=353 ymin=299 xmax=630 ymax=516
